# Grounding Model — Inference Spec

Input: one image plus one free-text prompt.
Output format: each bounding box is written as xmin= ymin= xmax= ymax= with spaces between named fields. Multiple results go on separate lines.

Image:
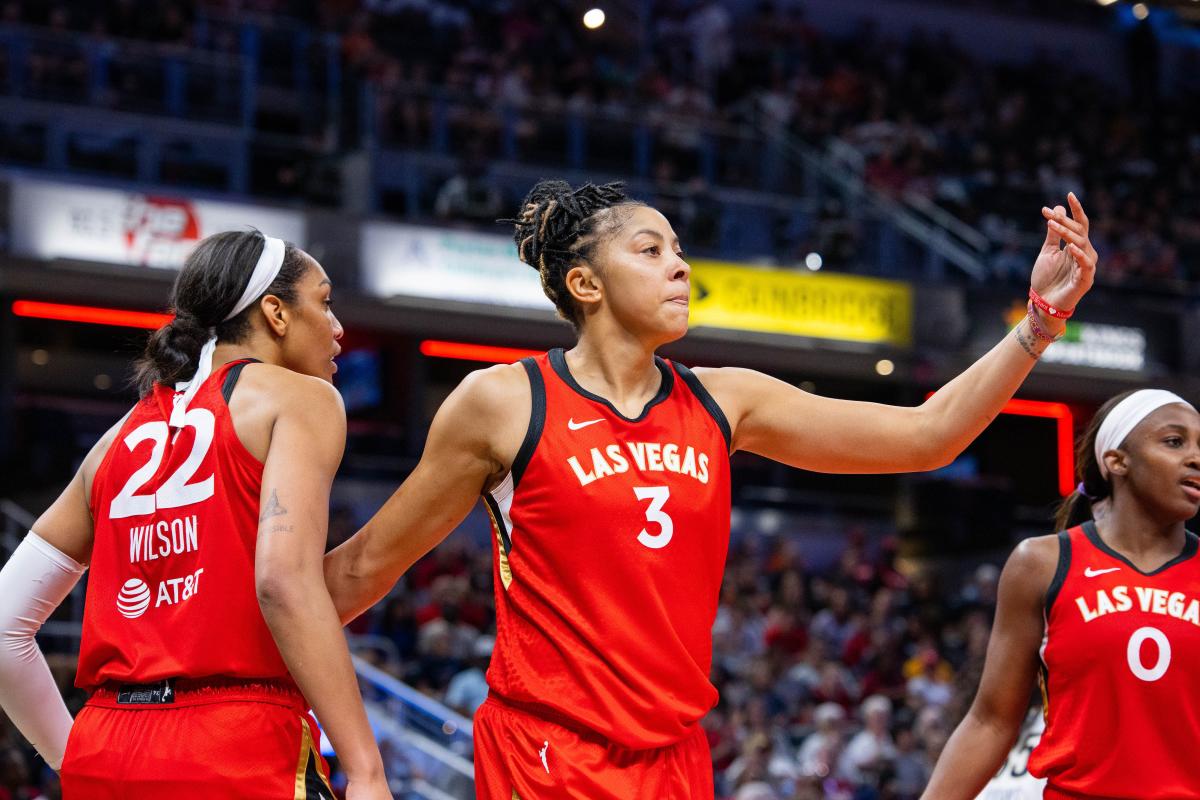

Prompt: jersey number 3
xmin=109 ymin=409 xmax=217 ymax=520
xmin=634 ymin=486 xmax=673 ymax=549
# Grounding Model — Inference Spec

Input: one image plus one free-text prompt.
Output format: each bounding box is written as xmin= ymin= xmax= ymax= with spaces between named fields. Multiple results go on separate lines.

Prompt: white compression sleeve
xmin=0 ymin=532 xmax=86 ymax=769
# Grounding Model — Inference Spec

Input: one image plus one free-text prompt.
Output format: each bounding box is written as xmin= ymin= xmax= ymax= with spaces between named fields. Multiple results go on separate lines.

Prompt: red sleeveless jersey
xmin=482 ymin=350 xmax=732 ymax=748
xmin=77 ymin=360 xmax=291 ymax=689
xmin=1029 ymin=522 xmax=1200 ymax=797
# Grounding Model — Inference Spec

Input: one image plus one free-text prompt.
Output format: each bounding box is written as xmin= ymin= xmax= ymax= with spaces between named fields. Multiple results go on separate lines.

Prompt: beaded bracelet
xmin=1026 ymin=301 xmax=1065 ymax=343
xmin=1028 ymin=287 xmax=1074 ymax=319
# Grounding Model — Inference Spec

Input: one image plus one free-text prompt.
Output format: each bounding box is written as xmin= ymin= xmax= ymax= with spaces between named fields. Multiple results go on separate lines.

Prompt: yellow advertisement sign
xmin=688 ymin=260 xmax=912 ymax=346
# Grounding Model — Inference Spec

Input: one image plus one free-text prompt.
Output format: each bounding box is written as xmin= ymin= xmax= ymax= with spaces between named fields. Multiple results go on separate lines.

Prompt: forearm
xmin=920 ymin=314 xmax=1059 ymax=465
xmin=259 ymin=575 xmax=383 ymax=780
xmin=922 ymin=709 xmax=1020 ymax=800
xmin=323 ymin=535 xmax=397 ymax=625
xmin=0 ymin=533 xmax=86 ymax=769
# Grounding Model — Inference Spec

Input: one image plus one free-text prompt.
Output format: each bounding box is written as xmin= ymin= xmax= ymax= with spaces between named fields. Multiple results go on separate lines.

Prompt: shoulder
xmin=446 ymin=361 xmax=531 ymax=418
xmin=236 ymin=362 xmax=345 ymax=418
xmin=81 ymin=409 xmax=136 ymax=501
xmin=1000 ymin=533 xmax=1062 ymax=606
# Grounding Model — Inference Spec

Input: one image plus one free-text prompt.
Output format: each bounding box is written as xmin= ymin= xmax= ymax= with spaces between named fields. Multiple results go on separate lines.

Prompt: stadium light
xmin=419 ymin=340 xmax=543 ymax=364
xmin=583 ymin=8 xmax=606 ymax=29
xmin=12 ymin=300 xmax=172 ymax=330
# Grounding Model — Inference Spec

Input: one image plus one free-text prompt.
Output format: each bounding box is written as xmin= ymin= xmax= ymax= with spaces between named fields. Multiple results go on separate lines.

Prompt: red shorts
xmin=473 ymin=696 xmax=713 ymax=800
xmin=60 ymin=679 xmax=332 ymax=800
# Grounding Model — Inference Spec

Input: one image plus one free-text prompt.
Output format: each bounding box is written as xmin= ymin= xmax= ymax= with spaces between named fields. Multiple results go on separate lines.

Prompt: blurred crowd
xmin=2 ymin=0 xmax=1198 ymax=287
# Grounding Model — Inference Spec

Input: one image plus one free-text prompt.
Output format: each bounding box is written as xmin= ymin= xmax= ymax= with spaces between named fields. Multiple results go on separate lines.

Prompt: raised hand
xmin=1029 ymin=192 xmax=1097 ymax=314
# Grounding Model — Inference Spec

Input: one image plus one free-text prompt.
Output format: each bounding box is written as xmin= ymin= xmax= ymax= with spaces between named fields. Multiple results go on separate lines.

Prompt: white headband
xmin=169 ymin=236 xmax=286 ymax=428
xmin=1094 ymin=389 xmax=1195 ymax=478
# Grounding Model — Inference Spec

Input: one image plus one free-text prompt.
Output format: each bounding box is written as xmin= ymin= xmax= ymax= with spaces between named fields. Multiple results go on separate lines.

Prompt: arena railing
xmin=350 ymin=653 xmax=476 ymax=800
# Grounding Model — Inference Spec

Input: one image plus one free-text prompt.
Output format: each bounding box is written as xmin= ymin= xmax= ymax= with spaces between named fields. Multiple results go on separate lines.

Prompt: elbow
xmin=255 ymin=571 xmax=302 ymax=621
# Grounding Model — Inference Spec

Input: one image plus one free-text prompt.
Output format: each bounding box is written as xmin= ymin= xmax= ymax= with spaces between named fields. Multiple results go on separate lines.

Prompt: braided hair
xmin=508 ymin=180 xmax=643 ymax=327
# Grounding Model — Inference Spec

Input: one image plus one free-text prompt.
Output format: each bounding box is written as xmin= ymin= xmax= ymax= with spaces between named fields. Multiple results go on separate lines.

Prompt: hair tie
xmin=1076 ymin=482 xmax=1097 ymax=501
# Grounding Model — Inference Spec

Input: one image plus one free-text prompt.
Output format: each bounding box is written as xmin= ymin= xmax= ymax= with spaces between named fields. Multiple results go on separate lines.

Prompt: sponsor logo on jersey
xmin=115 ymin=568 xmax=206 ymax=618
xmin=116 ymin=578 xmax=152 ymax=619
xmin=1075 ymin=585 xmax=1200 ymax=626
xmin=539 ymin=741 xmax=550 ymax=774
xmin=567 ymin=418 xmax=604 ymax=431
xmin=567 ymin=441 xmax=711 ymax=487
xmin=1084 ymin=566 xmax=1120 ymax=577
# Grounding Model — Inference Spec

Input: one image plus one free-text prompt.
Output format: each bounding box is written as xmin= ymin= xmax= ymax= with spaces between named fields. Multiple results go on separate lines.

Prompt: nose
xmin=331 ymin=313 xmax=345 ymax=341
xmin=671 ymin=253 xmax=690 ymax=283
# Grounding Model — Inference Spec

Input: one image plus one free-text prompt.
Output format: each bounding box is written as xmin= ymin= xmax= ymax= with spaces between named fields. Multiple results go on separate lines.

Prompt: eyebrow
xmin=630 ymin=229 xmax=681 ymax=246
xmin=318 ymin=279 xmax=332 ymax=287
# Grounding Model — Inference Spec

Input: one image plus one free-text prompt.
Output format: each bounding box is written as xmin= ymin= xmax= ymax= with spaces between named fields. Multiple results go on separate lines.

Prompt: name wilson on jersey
xmin=568 ymin=441 xmax=712 ymax=487
xmin=1076 ymin=585 xmax=1200 ymax=626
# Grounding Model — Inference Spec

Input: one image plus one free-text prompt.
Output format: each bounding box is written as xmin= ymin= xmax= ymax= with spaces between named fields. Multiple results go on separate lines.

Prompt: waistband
xmin=87 ymin=676 xmax=305 ymax=710
xmin=483 ymin=692 xmax=697 ymax=753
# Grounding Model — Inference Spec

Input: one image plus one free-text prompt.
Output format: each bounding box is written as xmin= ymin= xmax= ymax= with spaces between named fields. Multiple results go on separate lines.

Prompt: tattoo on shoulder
xmin=259 ymin=489 xmax=287 ymax=522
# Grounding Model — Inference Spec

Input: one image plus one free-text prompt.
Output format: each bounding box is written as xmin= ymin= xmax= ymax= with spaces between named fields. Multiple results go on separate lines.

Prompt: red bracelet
xmin=1028 ymin=288 xmax=1074 ymax=319
xmin=1026 ymin=302 xmax=1064 ymax=343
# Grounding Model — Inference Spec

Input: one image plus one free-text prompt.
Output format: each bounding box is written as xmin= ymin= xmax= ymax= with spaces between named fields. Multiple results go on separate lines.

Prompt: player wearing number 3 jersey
xmin=324 ymin=181 xmax=1097 ymax=798
xmin=0 ymin=232 xmax=390 ymax=800
xmin=925 ymin=389 xmax=1200 ymax=800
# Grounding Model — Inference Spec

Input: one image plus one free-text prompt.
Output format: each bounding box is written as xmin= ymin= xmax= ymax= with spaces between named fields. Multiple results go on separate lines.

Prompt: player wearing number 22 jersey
xmin=1030 ymin=521 xmax=1200 ymax=798
xmin=474 ymin=349 xmax=729 ymax=797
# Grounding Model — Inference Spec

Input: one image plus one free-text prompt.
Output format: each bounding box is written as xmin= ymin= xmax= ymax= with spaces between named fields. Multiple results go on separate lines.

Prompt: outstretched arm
xmin=920 ymin=536 xmax=1057 ymax=799
xmin=323 ymin=363 xmax=528 ymax=623
xmin=700 ymin=195 xmax=1096 ymax=474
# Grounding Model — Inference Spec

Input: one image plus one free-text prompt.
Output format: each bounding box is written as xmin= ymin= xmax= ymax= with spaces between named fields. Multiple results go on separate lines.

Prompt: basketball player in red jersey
xmin=324 ymin=181 xmax=1096 ymax=799
xmin=0 ymin=231 xmax=389 ymax=799
xmin=923 ymin=388 xmax=1200 ymax=799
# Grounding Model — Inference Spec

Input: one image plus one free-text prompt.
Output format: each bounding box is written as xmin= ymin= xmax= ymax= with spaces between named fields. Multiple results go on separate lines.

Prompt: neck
xmin=567 ymin=325 xmax=663 ymax=416
xmin=211 ymin=336 xmax=280 ymax=371
xmin=1095 ymin=490 xmax=1187 ymax=560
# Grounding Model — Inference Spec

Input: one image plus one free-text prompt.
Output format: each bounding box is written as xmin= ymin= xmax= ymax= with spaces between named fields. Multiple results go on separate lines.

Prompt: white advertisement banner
xmin=360 ymin=222 xmax=552 ymax=310
xmin=10 ymin=179 xmax=306 ymax=270
xmin=1041 ymin=322 xmax=1146 ymax=372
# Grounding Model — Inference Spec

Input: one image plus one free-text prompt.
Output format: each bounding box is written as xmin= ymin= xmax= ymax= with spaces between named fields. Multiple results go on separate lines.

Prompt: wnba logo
xmin=116 ymin=579 xmax=151 ymax=619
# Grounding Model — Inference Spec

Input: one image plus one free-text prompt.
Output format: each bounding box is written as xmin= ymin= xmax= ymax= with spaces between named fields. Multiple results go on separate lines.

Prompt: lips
xmin=1183 ymin=476 xmax=1200 ymax=503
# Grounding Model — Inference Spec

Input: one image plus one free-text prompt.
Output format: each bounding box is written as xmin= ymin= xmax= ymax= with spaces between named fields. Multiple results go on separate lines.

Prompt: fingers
xmin=1041 ymin=198 xmax=1087 ymax=238
xmin=1041 ymin=215 xmax=1061 ymax=250
xmin=1067 ymin=191 xmax=1089 ymax=233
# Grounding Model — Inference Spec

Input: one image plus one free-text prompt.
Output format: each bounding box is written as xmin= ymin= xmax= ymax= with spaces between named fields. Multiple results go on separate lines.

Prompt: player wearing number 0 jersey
xmin=0 ymin=231 xmax=390 ymax=800
xmin=324 ymin=181 xmax=1096 ymax=799
xmin=925 ymin=389 xmax=1200 ymax=800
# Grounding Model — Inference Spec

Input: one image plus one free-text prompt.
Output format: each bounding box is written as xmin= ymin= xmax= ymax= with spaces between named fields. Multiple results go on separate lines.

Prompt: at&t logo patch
xmin=117 ymin=578 xmax=151 ymax=619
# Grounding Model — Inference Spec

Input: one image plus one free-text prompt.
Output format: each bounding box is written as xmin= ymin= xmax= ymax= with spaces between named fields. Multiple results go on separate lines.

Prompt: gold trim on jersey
xmin=1037 ymin=666 xmax=1050 ymax=720
xmin=293 ymin=714 xmax=334 ymax=799
xmin=485 ymin=504 xmax=514 ymax=590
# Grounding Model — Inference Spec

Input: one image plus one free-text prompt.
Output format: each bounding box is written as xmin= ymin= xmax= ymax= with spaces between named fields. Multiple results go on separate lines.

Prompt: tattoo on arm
xmin=1013 ymin=322 xmax=1043 ymax=360
xmin=259 ymin=488 xmax=287 ymax=522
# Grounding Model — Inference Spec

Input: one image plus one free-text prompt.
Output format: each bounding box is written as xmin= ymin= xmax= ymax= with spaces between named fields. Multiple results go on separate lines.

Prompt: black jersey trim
xmin=672 ymin=362 xmax=732 ymax=453
xmin=482 ymin=492 xmax=512 ymax=556
xmin=1044 ymin=530 xmax=1072 ymax=617
xmin=547 ymin=347 xmax=674 ymax=423
xmin=1082 ymin=520 xmax=1199 ymax=576
xmin=220 ymin=358 xmax=262 ymax=404
xmin=511 ymin=358 xmax=546 ymax=489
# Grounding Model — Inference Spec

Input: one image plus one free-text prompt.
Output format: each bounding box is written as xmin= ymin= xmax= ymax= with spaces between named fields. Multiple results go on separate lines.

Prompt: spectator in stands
xmin=444 ymin=635 xmax=492 ymax=718
xmin=839 ymin=694 xmax=897 ymax=785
